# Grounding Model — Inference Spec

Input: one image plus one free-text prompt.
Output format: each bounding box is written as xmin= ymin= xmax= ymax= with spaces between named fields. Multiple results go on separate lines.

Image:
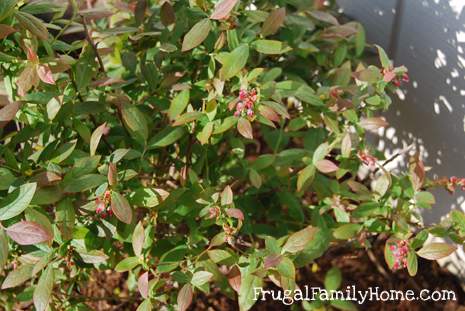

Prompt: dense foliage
xmin=0 ymin=0 xmax=464 ymax=310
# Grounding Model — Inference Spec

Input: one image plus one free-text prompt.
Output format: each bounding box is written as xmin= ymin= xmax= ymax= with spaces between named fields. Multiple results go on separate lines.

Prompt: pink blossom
xmin=389 ymin=240 xmax=409 ymax=271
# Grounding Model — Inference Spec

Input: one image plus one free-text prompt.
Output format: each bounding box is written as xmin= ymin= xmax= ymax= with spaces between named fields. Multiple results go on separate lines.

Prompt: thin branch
xmin=80 ymin=16 xmax=106 ymax=73
xmin=373 ymin=144 xmax=414 ymax=174
xmin=69 ymin=71 xmax=114 ymax=151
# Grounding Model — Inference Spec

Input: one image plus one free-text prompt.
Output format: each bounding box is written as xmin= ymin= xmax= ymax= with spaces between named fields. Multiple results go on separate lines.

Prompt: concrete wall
xmin=337 ymin=0 xmax=465 ymax=276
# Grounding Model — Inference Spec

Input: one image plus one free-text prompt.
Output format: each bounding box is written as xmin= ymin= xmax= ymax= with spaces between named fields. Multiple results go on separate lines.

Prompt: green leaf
xmin=55 ymin=199 xmax=75 ymax=241
xmin=330 ymin=299 xmax=358 ymax=311
xmin=148 ymin=127 xmax=187 ymax=149
xmin=248 ymin=169 xmax=262 ymax=188
xmin=213 ymin=116 xmax=237 ymax=134
xmin=375 ymin=45 xmax=391 ymax=69
xmin=63 ymin=174 xmax=106 ymax=193
xmin=355 ymin=23 xmax=366 ymax=56
xmin=312 ymin=142 xmax=330 ymax=163
xmin=169 ymin=90 xmax=190 ymax=120
xmin=14 ymin=11 xmax=48 ymax=40
xmin=115 ymin=257 xmax=140 ymax=272
xmin=207 ymin=249 xmax=232 ymax=263
xmin=197 ymin=121 xmax=214 ymax=145
xmin=324 ymin=267 xmax=342 ymax=291
xmin=191 ymin=271 xmax=213 ymax=287
xmin=219 ymin=44 xmax=249 ymax=80
xmin=416 ymin=242 xmax=456 ymax=260
xmin=132 ymin=221 xmax=145 ymax=257
xmin=415 ymin=191 xmax=435 ymax=208
xmin=110 ymin=191 xmax=133 ymax=224
xmin=282 ymin=226 xmax=318 ymax=254
xmin=341 ymin=133 xmax=351 ymax=158
xmin=0 ymin=168 xmax=16 ymax=190
xmin=1 ymin=264 xmax=33 ymax=289
xmin=221 ymin=185 xmax=233 ymax=206
xmin=333 ymin=224 xmax=361 ymax=240
xmin=78 ymin=249 xmax=108 ymax=264
xmin=74 ymin=47 xmax=97 ymax=91
xmin=182 ymin=19 xmax=211 ymax=52
xmin=253 ymin=40 xmax=290 ymax=55
xmin=238 ymin=270 xmax=262 ymax=311
xmin=136 ymin=299 xmax=153 ymax=311
xmin=121 ymin=103 xmax=149 ymax=143
xmin=0 ymin=0 xmax=17 ymax=22
xmin=451 ymin=210 xmax=465 ymax=232
xmin=33 ymin=266 xmax=54 ymax=311
xmin=0 ymin=229 xmax=8 ymax=273
xmin=334 ymin=43 xmax=347 ymax=66
xmin=297 ymin=164 xmax=315 ymax=192
xmin=51 ymin=139 xmax=77 ymax=164
xmin=407 ymin=250 xmax=418 ymax=276
xmin=372 ymin=173 xmax=390 ymax=197
xmin=276 ymin=257 xmax=295 ymax=279
xmin=90 ymin=123 xmax=109 ymax=156
xmin=0 ymin=182 xmax=37 ymax=220
xmin=172 ymin=111 xmax=203 ymax=126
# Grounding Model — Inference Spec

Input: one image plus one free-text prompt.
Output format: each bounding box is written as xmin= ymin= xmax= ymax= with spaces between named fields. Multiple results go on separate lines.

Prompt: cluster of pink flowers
xmin=234 ymin=89 xmax=257 ymax=118
xmin=357 ymin=150 xmax=378 ymax=167
xmin=208 ymin=206 xmax=220 ymax=220
xmin=389 ymin=240 xmax=409 ymax=270
xmin=448 ymin=176 xmax=465 ymax=191
xmin=95 ymin=190 xmax=113 ymax=218
xmin=382 ymin=68 xmax=409 ymax=87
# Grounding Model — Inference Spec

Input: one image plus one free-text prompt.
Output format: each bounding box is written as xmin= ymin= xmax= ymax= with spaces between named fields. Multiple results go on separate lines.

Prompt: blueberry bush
xmin=0 ymin=0 xmax=464 ymax=310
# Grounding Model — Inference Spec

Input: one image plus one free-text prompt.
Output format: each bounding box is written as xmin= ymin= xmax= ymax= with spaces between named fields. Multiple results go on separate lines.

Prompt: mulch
xmin=80 ymin=239 xmax=465 ymax=311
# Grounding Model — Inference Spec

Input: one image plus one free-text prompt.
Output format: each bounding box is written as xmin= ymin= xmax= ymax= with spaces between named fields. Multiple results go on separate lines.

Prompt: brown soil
xmin=78 ymin=240 xmax=465 ymax=311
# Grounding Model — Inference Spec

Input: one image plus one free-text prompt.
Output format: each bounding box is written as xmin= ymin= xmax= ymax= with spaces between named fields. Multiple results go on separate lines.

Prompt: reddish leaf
xmin=32 ymin=171 xmax=62 ymax=187
xmin=0 ymin=24 xmax=16 ymax=39
xmin=261 ymin=8 xmax=286 ymax=37
xmin=90 ymin=122 xmax=109 ymax=156
xmin=226 ymin=208 xmax=244 ymax=221
xmin=237 ymin=117 xmax=253 ymax=139
xmin=110 ymin=191 xmax=133 ymax=224
xmin=360 ymin=117 xmax=389 ymax=132
xmin=181 ymin=19 xmax=211 ymax=52
xmin=315 ymin=159 xmax=339 ymax=174
xmin=5 ymin=221 xmax=52 ymax=245
xmin=17 ymin=64 xmax=39 ymax=96
xmin=0 ymin=101 xmax=19 ymax=122
xmin=383 ymin=70 xmax=396 ymax=83
xmin=37 ymin=65 xmax=55 ymax=85
xmin=264 ymin=254 xmax=282 ymax=269
xmin=227 ymin=265 xmax=241 ymax=293
xmin=160 ymin=2 xmax=175 ymax=26
xmin=308 ymin=11 xmax=339 ymax=25
xmin=282 ymin=226 xmax=318 ymax=254
xmin=177 ymin=284 xmax=193 ymax=311
xmin=138 ymin=272 xmax=149 ymax=299
xmin=107 ymin=163 xmax=117 ymax=186
xmin=258 ymin=105 xmax=280 ymax=123
xmin=210 ymin=0 xmax=238 ymax=20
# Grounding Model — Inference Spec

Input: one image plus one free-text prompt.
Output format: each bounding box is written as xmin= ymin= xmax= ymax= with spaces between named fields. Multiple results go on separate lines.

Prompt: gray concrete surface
xmin=337 ymin=0 xmax=465 ymax=278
